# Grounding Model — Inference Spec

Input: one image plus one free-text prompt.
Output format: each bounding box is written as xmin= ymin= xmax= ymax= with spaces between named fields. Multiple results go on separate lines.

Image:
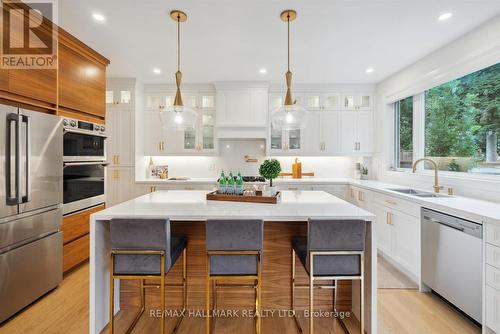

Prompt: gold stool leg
xmin=206 ymin=255 xmax=211 ymax=334
xmin=109 ymin=253 xmax=115 ymax=334
xmin=360 ymin=253 xmax=365 ymax=334
xmin=125 ymin=280 xmax=146 ymax=334
xmin=309 ymin=253 xmax=314 ymax=334
xmin=291 ymin=249 xmax=302 ymax=333
xmin=160 ymin=254 xmax=165 ymax=334
xmin=173 ymin=248 xmax=188 ymax=334
xmin=256 ymin=252 xmax=262 ymax=334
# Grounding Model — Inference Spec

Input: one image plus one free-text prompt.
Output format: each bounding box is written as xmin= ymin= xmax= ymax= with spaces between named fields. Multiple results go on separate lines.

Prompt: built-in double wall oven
xmin=62 ymin=117 xmax=107 ymax=215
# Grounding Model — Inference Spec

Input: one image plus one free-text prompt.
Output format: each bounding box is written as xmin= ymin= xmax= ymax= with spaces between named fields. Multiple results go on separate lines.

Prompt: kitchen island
xmin=90 ymin=190 xmax=376 ymax=334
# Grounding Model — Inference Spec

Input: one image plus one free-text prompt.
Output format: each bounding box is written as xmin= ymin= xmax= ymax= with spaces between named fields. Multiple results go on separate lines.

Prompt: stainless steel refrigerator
xmin=0 ymin=104 xmax=63 ymax=323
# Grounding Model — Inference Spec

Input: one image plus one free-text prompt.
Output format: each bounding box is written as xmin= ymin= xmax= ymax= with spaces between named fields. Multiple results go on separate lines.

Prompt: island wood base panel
xmin=120 ymin=221 xmax=352 ymax=311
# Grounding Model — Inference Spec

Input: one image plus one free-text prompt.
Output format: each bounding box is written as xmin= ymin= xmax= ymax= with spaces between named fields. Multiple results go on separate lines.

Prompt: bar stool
xmin=205 ymin=219 xmax=264 ymax=334
xmin=109 ymin=218 xmax=188 ymax=334
xmin=291 ymin=219 xmax=367 ymax=334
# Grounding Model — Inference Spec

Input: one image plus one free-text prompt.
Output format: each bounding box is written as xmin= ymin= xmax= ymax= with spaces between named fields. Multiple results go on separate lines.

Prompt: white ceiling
xmin=58 ymin=0 xmax=500 ymax=84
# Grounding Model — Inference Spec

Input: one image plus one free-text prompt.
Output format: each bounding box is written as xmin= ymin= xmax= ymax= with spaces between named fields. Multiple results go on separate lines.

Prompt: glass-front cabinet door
xmin=287 ymin=129 xmax=302 ymax=151
xmin=323 ymin=94 xmax=340 ymax=110
xmin=183 ymin=128 xmax=197 ymax=150
xmin=270 ymin=124 xmax=283 ymax=151
xmin=106 ymin=89 xmax=133 ymax=108
xmin=201 ymin=112 xmax=215 ymax=150
xmin=342 ymin=94 xmax=372 ymax=110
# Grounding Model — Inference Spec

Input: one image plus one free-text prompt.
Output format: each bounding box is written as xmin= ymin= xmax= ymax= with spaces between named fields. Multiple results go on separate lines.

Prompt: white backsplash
xmin=137 ymin=140 xmax=360 ymax=180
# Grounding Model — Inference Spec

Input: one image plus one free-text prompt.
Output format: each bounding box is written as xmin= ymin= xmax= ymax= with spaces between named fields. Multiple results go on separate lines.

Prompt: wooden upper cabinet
xmin=8 ymin=69 xmax=57 ymax=105
xmin=0 ymin=70 xmax=8 ymax=92
xmin=58 ymin=42 xmax=107 ymax=117
xmin=58 ymin=29 xmax=109 ymax=118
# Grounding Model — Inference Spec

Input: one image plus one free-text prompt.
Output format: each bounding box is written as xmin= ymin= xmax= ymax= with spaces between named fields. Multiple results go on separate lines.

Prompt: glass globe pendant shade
xmin=161 ymin=104 xmax=198 ymax=131
xmin=271 ymin=103 xmax=308 ymax=130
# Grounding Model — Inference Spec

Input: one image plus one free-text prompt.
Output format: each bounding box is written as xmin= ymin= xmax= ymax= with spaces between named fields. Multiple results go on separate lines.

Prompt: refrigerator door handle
xmin=6 ymin=113 xmax=20 ymax=205
xmin=22 ymin=115 xmax=31 ymax=203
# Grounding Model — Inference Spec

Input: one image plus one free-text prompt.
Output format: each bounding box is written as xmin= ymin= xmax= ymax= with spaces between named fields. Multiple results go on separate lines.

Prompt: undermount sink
xmin=386 ymin=188 xmax=449 ymax=198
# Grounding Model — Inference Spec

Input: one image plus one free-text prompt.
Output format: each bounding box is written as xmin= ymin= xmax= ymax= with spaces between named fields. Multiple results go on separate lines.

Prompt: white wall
xmin=137 ymin=139 xmax=358 ymax=180
xmin=373 ymin=15 xmax=500 ymax=202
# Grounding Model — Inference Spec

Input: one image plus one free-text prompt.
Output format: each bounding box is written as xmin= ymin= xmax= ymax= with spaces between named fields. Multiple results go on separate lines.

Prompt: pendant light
xmin=271 ymin=10 xmax=308 ymax=131
xmin=162 ymin=10 xmax=197 ymax=130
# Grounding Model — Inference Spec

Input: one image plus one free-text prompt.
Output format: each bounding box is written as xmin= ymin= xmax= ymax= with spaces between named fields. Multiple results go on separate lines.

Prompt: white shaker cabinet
xmin=373 ymin=202 xmax=393 ymax=256
xmin=340 ymin=109 xmax=373 ymax=155
xmin=391 ymin=209 xmax=420 ymax=275
xmin=485 ymin=222 xmax=500 ymax=333
xmin=106 ymin=79 xmax=136 ymax=167
xmin=106 ymin=167 xmax=136 ymax=207
xmin=370 ymin=193 xmax=420 ymax=278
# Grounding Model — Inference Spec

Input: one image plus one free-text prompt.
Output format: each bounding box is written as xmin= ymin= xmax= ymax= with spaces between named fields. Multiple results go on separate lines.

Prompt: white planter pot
xmin=267 ymin=186 xmax=278 ymax=197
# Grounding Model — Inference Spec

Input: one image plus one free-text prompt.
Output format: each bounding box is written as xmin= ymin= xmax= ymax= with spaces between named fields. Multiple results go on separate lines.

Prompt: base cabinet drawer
xmin=486 ymin=286 xmax=500 ymax=333
xmin=486 ymin=223 xmax=500 ymax=248
xmin=487 ymin=265 xmax=500 ymax=291
xmin=63 ymin=234 xmax=90 ymax=273
xmin=486 ymin=243 xmax=500 ymax=270
xmin=62 ymin=204 xmax=105 ymax=244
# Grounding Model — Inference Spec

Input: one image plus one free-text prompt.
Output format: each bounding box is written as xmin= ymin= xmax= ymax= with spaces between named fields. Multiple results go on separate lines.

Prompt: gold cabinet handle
xmin=358 ymin=191 xmax=364 ymax=202
xmin=386 ymin=212 xmax=393 ymax=225
xmin=150 ymin=186 xmax=156 ymax=192
xmin=117 ymin=155 xmax=120 ymax=165
xmin=385 ymin=199 xmax=397 ymax=205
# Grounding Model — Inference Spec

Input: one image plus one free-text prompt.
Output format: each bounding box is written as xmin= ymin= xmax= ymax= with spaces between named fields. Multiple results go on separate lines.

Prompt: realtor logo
xmin=1 ymin=0 xmax=57 ymax=69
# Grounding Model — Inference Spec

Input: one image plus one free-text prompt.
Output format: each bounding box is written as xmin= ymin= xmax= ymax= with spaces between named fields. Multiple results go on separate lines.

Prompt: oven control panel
xmin=62 ymin=117 xmax=106 ymax=135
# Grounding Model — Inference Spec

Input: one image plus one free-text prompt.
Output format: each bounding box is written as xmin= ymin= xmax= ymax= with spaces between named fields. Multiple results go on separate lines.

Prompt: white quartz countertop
xmin=134 ymin=177 xmax=500 ymax=225
xmin=135 ymin=177 xmax=353 ymax=185
xmin=92 ymin=190 xmax=374 ymax=221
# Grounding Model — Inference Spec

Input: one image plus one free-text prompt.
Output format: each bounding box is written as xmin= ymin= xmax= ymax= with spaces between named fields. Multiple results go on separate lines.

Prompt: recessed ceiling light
xmin=92 ymin=13 xmax=106 ymax=22
xmin=153 ymin=68 xmax=161 ymax=74
xmin=259 ymin=68 xmax=267 ymax=74
xmin=438 ymin=12 xmax=453 ymax=21
xmin=365 ymin=67 xmax=374 ymax=74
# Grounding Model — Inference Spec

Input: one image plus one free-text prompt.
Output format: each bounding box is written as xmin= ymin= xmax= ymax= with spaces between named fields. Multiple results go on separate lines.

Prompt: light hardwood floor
xmin=0 ymin=262 xmax=481 ymax=334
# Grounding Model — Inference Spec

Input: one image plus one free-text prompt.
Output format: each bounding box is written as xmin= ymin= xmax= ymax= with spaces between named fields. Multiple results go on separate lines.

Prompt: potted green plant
xmin=360 ymin=165 xmax=369 ymax=180
xmin=259 ymin=159 xmax=281 ymax=196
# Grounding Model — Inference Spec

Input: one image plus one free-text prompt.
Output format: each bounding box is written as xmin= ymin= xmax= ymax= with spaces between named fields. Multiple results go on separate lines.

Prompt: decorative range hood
xmin=214 ymin=82 xmax=269 ymax=139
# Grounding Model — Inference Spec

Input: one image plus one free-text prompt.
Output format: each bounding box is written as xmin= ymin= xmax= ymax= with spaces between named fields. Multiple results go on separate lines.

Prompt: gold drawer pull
xmin=385 ymin=199 xmax=397 ymax=205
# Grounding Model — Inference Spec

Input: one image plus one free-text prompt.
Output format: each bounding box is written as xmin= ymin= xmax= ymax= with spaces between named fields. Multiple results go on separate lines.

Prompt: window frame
xmin=392 ymin=87 xmax=500 ymax=179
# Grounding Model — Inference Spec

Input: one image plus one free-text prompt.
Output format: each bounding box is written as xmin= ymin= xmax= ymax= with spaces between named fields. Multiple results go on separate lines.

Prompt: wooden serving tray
xmin=206 ymin=191 xmax=280 ymax=204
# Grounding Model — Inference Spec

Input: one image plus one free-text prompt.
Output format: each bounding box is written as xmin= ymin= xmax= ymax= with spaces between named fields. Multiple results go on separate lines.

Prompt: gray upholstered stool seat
xmin=209 ymin=254 xmax=258 ymax=276
xmin=205 ymin=219 xmax=264 ymax=334
xmin=108 ymin=218 xmax=188 ymax=334
xmin=113 ymin=236 xmax=187 ymax=275
xmin=292 ymin=236 xmax=361 ymax=276
xmin=291 ymin=219 xmax=367 ymax=334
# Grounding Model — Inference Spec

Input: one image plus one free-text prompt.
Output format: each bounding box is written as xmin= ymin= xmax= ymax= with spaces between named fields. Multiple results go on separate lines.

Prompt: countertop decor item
xmin=279 ymin=158 xmax=315 ymax=179
xmin=260 ymin=159 xmax=281 ymax=196
xmin=361 ymin=165 xmax=369 ymax=180
xmin=259 ymin=159 xmax=281 ymax=187
xmin=206 ymin=190 xmax=280 ymax=204
xmin=270 ymin=9 xmax=308 ymax=130
xmin=161 ymin=10 xmax=197 ymax=130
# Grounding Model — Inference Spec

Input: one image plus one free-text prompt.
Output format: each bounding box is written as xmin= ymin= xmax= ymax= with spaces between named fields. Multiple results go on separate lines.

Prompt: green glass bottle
xmin=236 ymin=171 xmax=244 ymax=195
xmin=227 ymin=171 xmax=235 ymax=194
xmin=218 ymin=170 xmax=226 ymax=194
